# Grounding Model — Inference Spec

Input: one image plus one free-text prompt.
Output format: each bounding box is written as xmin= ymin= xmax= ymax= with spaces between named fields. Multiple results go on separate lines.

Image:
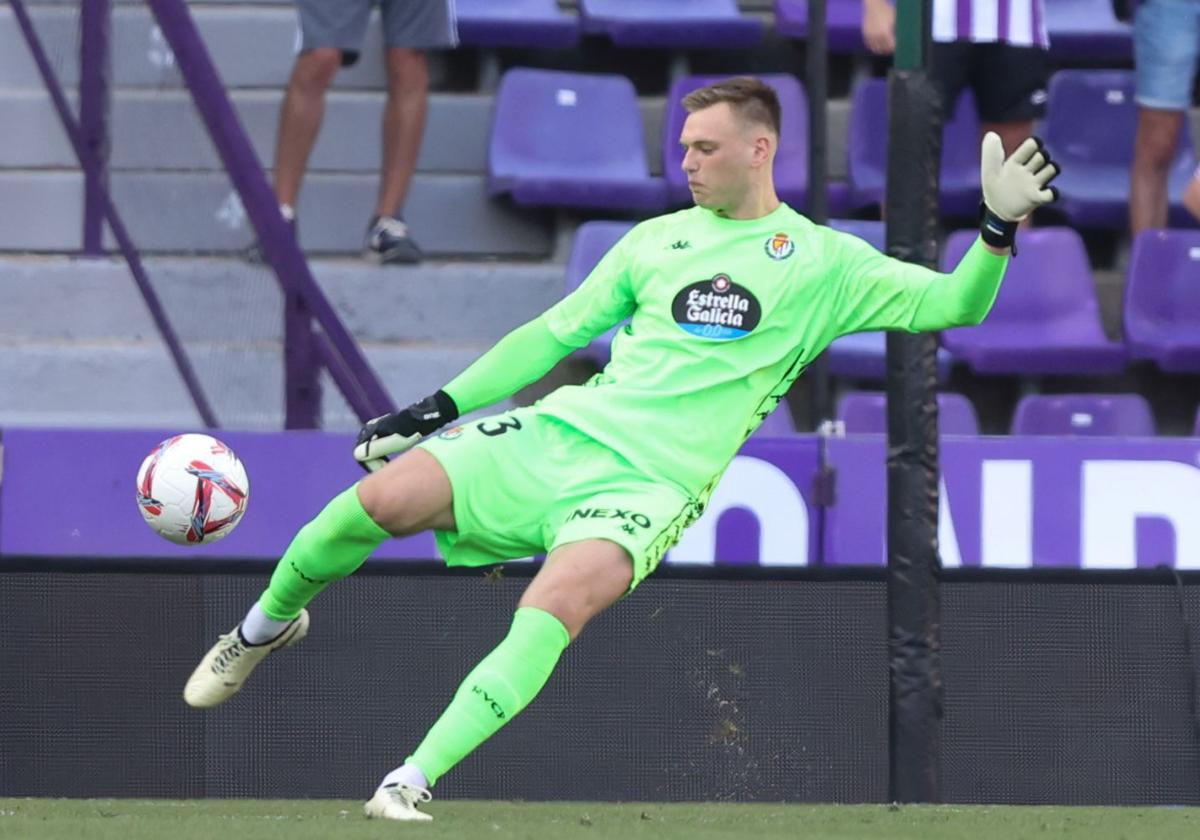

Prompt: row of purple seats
xmin=1046 ymin=71 xmax=1196 ymax=228
xmin=943 ymin=227 xmax=1200 ymax=376
xmin=847 ymin=71 xmax=1197 ymax=228
xmin=490 ymin=68 xmax=1194 ymax=230
xmin=839 ymin=392 xmax=981 ymax=434
xmin=456 ymin=0 xmax=760 ymax=49
xmin=839 ymin=392 xmax=1158 ymax=437
xmin=456 ymin=0 xmax=1130 ymax=59
xmin=939 ymin=228 xmax=1124 ymax=375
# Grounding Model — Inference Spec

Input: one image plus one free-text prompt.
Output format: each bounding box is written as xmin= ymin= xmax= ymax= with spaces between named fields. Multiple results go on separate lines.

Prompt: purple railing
xmin=9 ymin=0 xmax=219 ymax=426
xmin=9 ymin=0 xmax=396 ymax=428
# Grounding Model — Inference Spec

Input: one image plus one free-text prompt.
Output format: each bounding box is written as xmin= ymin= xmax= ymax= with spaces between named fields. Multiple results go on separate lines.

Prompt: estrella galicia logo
xmin=671 ymin=273 xmax=761 ymax=341
xmin=764 ymin=231 xmax=795 ymax=260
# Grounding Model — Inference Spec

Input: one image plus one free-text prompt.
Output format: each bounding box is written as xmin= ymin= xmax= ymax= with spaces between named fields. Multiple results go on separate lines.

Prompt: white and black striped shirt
xmin=932 ymin=0 xmax=1049 ymax=47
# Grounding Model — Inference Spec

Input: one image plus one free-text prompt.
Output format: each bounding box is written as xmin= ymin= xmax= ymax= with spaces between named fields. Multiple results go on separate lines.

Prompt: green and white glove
xmin=979 ymin=131 xmax=1060 ymax=253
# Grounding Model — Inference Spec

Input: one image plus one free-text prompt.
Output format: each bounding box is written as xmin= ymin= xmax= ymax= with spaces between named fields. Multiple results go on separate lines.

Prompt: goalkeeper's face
xmin=679 ymin=103 xmax=772 ymax=213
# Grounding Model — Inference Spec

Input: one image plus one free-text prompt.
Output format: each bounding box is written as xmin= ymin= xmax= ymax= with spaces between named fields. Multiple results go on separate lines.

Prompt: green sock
xmin=408 ymin=607 xmax=570 ymax=786
xmin=258 ymin=485 xmax=389 ymax=621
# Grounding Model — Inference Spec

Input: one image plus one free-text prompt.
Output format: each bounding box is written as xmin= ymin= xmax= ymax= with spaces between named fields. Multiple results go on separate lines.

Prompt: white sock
xmin=239 ymin=601 xmax=293 ymax=645
xmin=380 ymin=764 xmax=428 ymax=791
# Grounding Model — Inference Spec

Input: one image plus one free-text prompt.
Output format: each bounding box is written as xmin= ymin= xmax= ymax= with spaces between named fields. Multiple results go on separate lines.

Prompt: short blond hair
xmin=681 ymin=76 xmax=781 ymax=137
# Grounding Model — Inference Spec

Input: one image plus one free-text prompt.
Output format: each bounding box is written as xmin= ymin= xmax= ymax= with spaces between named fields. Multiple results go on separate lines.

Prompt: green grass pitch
xmin=1 ymin=799 xmax=1197 ymax=840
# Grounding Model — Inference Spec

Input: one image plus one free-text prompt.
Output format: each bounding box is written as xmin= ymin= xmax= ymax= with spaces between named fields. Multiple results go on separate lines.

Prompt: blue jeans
xmin=1135 ymin=0 xmax=1200 ymax=110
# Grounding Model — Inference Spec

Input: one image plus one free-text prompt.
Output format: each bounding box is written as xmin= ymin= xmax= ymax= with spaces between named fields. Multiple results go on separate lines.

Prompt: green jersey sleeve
xmin=442 ymin=318 xmax=576 ymax=415
xmin=542 ymin=227 xmax=638 ymax=347
xmin=831 ymin=231 xmax=1009 ymax=335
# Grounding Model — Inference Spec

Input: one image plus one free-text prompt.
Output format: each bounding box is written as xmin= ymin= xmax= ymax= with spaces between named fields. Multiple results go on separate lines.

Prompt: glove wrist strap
xmin=432 ymin=389 xmax=459 ymax=425
xmin=979 ymin=202 xmax=1019 ymax=255
xmin=408 ymin=389 xmax=460 ymax=436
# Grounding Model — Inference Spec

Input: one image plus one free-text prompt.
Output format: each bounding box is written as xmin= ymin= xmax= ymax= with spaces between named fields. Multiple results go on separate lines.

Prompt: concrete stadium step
xmin=0 ymin=255 xmax=563 ymax=428
xmin=0 ymin=171 xmax=554 ymax=256
xmin=0 ymin=256 xmax=564 ymax=344
xmin=0 ymin=6 xmax=442 ymax=91
xmin=0 ymin=89 xmax=496 ymax=174
xmin=0 ymin=171 xmax=83 ymax=251
xmin=0 ymin=341 xmax=504 ymax=430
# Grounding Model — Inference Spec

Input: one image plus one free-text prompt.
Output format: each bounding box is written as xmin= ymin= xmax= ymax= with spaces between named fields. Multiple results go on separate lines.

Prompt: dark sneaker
xmin=364 ymin=215 xmax=422 ymax=264
xmin=242 ymin=215 xmax=298 ymax=265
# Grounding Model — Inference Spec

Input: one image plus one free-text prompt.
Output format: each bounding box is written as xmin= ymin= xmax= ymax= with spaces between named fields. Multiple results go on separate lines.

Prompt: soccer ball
xmin=136 ymin=433 xmax=250 ymax=545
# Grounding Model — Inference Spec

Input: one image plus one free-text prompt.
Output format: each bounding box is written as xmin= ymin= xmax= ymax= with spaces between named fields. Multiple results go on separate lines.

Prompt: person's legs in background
xmin=364 ymin=0 xmax=457 ymax=264
xmin=1130 ymin=0 xmax=1200 ymax=236
xmin=243 ymin=0 xmax=371 ymax=260
xmin=273 ymin=48 xmax=345 ymax=217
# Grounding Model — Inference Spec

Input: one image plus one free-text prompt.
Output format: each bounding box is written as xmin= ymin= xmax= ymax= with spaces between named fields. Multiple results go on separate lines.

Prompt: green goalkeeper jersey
xmin=527 ymin=203 xmax=1006 ymax=499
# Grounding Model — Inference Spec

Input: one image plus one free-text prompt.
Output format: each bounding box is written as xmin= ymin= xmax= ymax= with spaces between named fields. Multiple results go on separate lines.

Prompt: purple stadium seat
xmin=488 ymin=69 xmax=667 ymax=212
xmin=1124 ymin=229 xmax=1200 ymax=372
xmin=580 ymin=0 xmax=763 ymax=48
xmin=752 ymin=398 xmax=799 ymax=437
xmin=774 ymin=0 xmax=867 ymax=52
xmin=1044 ymin=70 xmax=1196 ymax=229
xmin=822 ymin=219 xmax=952 ymax=380
xmin=939 ymin=228 xmax=1126 ymax=374
xmin=846 ymin=78 xmax=981 ymax=217
xmin=1045 ymin=0 xmax=1132 ymax=61
xmin=1011 ymin=393 xmax=1155 ymax=436
xmin=663 ymin=74 xmax=808 ymax=208
xmin=837 ymin=391 xmax=980 ymax=435
xmin=565 ymin=220 xmax=636 ymax=366
xmin=455 ymin=0 xmax=578 ymax=49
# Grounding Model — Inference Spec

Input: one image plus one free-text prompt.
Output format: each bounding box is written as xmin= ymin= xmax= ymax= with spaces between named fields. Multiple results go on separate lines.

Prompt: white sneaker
xmin=183 ymin=610 xmax=309 ymax=708
xmin=363 ymin=782 xmax=433 ymax=822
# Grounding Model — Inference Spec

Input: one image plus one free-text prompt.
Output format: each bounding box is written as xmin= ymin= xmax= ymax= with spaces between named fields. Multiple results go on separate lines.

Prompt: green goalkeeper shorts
xmin=418 ymin=406 xmax=700 ymax=590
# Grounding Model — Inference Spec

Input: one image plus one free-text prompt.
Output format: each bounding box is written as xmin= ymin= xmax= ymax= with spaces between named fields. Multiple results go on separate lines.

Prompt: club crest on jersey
xmin=764 ymin=231 xmax=795 ymax=260
xmin=671 ymin=273 xmax=762 ymax=341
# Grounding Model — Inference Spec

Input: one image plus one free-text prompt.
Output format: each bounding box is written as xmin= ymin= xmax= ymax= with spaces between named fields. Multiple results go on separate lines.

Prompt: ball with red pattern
xmin=136 ymin=433 xmax=249 ymax=545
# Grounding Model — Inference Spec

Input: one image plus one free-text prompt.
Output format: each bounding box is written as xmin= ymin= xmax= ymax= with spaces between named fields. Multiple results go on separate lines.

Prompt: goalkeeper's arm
xmin=352 ymin=316 xmax=575 ymax=471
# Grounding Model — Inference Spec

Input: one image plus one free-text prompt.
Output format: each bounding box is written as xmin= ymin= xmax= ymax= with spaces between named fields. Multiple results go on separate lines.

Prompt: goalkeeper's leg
xmin=365 ymin=538 xmax=633 ymax=822
xmin=183 ymin=450 xmax=453 ymax=708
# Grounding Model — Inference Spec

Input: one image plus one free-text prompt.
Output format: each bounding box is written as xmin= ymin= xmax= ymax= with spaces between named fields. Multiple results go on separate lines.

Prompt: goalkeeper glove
xmin=979 ymin=131 xmax=1060 ymax=254
xmin=353 ymin=390 xmax=459 ymax=473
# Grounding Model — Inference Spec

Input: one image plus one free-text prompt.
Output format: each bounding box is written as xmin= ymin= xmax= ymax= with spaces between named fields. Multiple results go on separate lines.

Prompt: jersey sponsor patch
xmin=671 ymin=273 xmax=762 ymax=341
xmin=764 ymin=232 xmax=795 ymax=260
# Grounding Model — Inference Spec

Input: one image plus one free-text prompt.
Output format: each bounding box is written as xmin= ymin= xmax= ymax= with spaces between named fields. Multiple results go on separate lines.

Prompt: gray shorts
xmin=297 ymin=0 xmax=457 ymax=66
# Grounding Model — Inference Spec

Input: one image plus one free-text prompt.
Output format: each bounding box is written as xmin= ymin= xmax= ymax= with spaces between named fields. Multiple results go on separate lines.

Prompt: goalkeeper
xmin=184 ymin=77 xmax=1059 ymax=821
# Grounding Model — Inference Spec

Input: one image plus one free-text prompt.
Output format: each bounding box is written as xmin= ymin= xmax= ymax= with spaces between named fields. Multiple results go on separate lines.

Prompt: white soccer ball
xmin=135 ymin=433 xmax=250 ymax=545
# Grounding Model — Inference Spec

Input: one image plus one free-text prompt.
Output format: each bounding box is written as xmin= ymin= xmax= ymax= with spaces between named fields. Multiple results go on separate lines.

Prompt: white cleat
xmin=183 ymin=610 xmax=309 ymax=708
xmin=363 ymin=782 xmax=434 ymax=822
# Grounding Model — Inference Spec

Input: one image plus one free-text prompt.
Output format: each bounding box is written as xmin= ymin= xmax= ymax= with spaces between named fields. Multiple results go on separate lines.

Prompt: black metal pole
xmin=806 ymin=0 xmax=832 ymax=429
xmin=885 ymin=0 xmax=943 ymax=804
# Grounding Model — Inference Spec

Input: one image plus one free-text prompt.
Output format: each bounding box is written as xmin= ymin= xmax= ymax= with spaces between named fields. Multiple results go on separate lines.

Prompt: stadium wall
xmin=2 ymin=570 xmax=1198 ymax=804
